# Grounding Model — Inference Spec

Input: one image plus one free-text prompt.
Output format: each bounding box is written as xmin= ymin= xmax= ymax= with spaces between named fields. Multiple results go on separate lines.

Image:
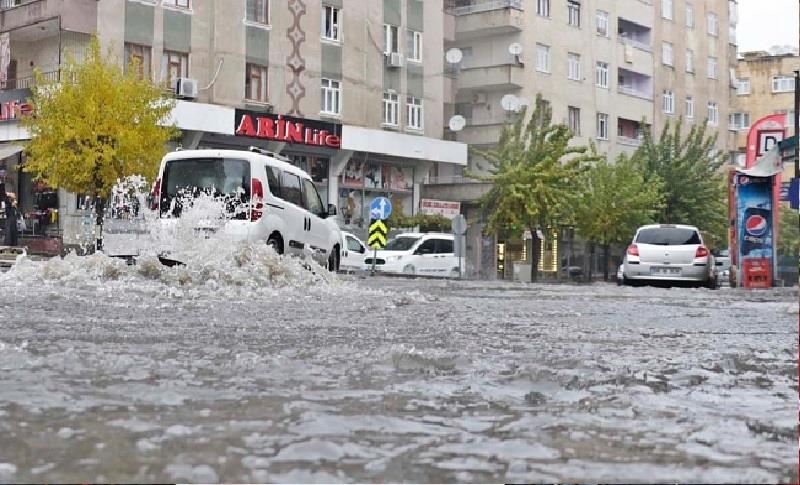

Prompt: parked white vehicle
xmin=340 ymin=231 xmax=367 ymax=272
xmin=364 ymin=233 xmax=462 ymax=277
xmin=152 ymin=148 xmax=341 ymax=270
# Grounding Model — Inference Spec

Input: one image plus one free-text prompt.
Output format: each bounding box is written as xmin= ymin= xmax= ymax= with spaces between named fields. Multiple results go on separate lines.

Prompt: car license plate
xmin=651 ymin=266 xmax=681 ymax=276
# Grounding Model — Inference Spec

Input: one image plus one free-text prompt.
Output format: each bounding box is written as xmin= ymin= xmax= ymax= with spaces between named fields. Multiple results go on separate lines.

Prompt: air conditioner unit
xmin=472 ymin=92 xmax=488 ymax=104
xmin=385 ymin=52 xmax=404 ymax=68
xmin=173 ymin=77 xmax=198 ymax=99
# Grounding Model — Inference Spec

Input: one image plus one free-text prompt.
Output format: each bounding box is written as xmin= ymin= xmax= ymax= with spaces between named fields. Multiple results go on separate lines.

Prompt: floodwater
xmin=0 ymin=226 xmax=796 ymax=483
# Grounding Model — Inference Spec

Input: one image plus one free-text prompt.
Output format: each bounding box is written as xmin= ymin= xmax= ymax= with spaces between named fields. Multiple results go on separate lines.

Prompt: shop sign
xmin=0 ymin=88 xmax=33 ymax=122
xmin=420 ymin=199 xmax=461 ymax=219
xmin=234 ymin=109 xmax=341 ymax=149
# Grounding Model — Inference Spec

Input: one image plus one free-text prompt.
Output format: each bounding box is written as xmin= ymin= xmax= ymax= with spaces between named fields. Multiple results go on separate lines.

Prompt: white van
xmin=340 ymin=231 xmax=367 ymax=272
xmin=364 ymin=232 xmax=462 ymax=277
xmin=151 ymin=147 xmax=341 ymax=270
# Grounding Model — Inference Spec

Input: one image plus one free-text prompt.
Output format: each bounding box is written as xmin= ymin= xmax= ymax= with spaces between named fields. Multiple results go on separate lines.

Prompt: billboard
xmin=735 ymin=174 xmax=774 ymax=288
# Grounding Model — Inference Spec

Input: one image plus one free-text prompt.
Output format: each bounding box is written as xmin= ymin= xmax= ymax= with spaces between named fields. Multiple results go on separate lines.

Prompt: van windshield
xmin=636 ymin=228 xmax=701 ymax=245
xmin=162 ymin=158 xmax=250 ymax=218
xmin=385 ymin=236 xmax=420 ymax=251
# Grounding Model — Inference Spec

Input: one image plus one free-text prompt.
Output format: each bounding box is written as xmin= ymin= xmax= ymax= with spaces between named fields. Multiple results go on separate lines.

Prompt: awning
xmin=0 ymin=144 xmax=23 ymax=160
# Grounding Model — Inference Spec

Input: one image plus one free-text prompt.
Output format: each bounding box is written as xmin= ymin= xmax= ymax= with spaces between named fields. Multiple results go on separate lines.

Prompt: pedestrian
xmin=3 ymin=191 xmax=18 ymax=246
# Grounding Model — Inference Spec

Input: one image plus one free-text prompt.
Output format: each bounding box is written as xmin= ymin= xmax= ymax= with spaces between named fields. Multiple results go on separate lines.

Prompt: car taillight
xmin=150 ymin=178 xmax=160 ymax=211
xmin=251 ymin=178 xmax=264 ymax=222
xmin=627 ymin=244 xmax=639 ymax=256
xmin=695 ymin=246 xmax=709 ymax=258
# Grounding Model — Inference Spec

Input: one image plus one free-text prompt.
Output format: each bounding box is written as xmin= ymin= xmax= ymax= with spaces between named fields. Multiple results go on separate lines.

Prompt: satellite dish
xmin=508 ymin=43 xmax=523 ymax=56
xmin=448 ymin=115 xmax=466 ymax=132
xmin=501 ymin=94 xmax=519 ymax=112
xmin=445 ymin=48 xmax=463 ymax=64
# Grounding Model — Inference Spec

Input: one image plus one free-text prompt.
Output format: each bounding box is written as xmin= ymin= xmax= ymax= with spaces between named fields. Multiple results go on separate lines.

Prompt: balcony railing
xmin=617 ymin=135 xmax=644 ymax=147
xmin=446 ymin=0 xmax=522 ymax=16
xmin=617 ymin=85 xmax=653 ymax=100
xmin=2 ymin=70 xmax=61 ymax=90
xmin=618 ymin=36 xmax=652 ymax=53
xmin=425 ymin=175 xmax=484 ymax=185
xmin=0 ymin=0 xmax=33 ymax=10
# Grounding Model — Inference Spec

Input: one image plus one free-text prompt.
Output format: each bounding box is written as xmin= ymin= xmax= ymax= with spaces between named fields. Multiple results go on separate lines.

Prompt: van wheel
xmin=449 ymin=268 xmax=460 ymax=278
xmin=267 ymin=233 xmax=283 ymax=255
xmin=403 ymin=264 xmax=416 ymax=275
xmin=328 ymin=247 xmax=340 ymax=272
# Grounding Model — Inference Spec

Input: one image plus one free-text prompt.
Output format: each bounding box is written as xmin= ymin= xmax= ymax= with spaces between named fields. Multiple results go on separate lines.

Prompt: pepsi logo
xmin=745 ymin=214 xmax=768 ymax=237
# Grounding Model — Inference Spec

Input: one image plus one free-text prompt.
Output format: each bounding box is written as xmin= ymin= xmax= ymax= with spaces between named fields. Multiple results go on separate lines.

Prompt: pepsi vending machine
xmin=734 ymin=174 xmax=775 ymax=288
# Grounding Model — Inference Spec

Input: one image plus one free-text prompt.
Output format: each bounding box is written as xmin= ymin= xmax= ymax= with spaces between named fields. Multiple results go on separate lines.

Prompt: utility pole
xmin=795 ymin=70 xmax=799 ymax=179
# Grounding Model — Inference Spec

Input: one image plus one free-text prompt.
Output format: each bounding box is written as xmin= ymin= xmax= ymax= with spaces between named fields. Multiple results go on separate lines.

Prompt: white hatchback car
xmin=152 ymin=147 xmax=342 ymax=270
xmin=364 ymin=233 xmax=462 ymax=278
xmin=622 ymin=224 xmax=717 ymax=288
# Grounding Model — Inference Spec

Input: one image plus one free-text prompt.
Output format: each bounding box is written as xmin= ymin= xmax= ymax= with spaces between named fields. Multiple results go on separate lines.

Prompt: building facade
xmin=0 ymin=0 xmax=467 ymax=251
xmin=733 ymin=48 xmax=799 ymax=180
xmin=428 ymin=0 xmax=738 ymax=280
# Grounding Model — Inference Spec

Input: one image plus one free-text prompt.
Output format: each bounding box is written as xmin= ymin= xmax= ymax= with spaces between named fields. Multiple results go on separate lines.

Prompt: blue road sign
xmin=789 ymin=178 xmax=799 ymax=210
xmin=370 ymin=197 xmax=392 ymax=220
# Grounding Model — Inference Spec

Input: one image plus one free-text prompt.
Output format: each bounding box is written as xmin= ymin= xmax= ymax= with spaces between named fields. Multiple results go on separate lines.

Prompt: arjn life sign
xmin=234 ymin=110 xmax=342 ymax=149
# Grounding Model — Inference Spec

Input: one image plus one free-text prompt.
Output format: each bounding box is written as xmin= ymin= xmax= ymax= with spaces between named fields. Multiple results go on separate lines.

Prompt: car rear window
xmin=636 ymin=227 xmax=701 ymax=245
xmin=162 ymin=158 xmax=250 ymax=218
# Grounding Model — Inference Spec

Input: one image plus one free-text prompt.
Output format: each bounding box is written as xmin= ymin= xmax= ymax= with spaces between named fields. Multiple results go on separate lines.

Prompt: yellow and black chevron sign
xmin=368 ymin=218 xmax=388 ymax=249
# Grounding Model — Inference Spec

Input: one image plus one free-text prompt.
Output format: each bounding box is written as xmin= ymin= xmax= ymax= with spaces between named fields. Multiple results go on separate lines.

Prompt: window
xmin=245 ymin=63 xmax=268 ymax=102
xmin=280 ymin=171 xmax=303 ymax=208
xmin=707 ymin=56 xmax=717 ymax=79
xmin=246 ymin=0 xmax=269 ymax=24
xmin=416 ymin=239 xmax=437 ymax=254
xmin=596 ymin=113 xmax=608 ymax=140
xmin=707 ymin=102 xmax=719 ymax=125
xmin=302 ymin=179 xmax=325 ymax=217
xmin=162 ymin=50 xmax=188 ymax=87
xmin=346 ymin=235 xmax=363 ymax=252
xmin=407 ymin=30 xmax=422 ymax=62
xmin=737 ymin=78 xmax=750 ymax=95
xmin=266 ymin=166 xmax=281 ymax=198
xmin=568 ymin=53 xmax=581 ymax=80
xmin=685 ymin=96 xmax=694 ymax=119
xmin=321 ymin=4 xmax=340 ymax=41
xmin=124 ymin=43 xmax=151 ymax=79
xmin=568 ymin=106 xmax=580 ymax=135
xmin=707 ymin=13 xmax=718 ymax=36
xmin=407 ymin=96 xmax=423 ymax=130
xmin=662 ymin=89 xmax=674 ymax=114
xmin=382 ymin=91 xmax=399 ymax=126
xmin=321 ymin=78 xmax=341 ymax=115
xmin=661 ymin=0 xmax=673 ymax=20
xmin=536 ymin=43 xmax=550 ymax=73
xmin=729 ymin=112 xmax=750 ymax=131
xmin=595 ymin=61 xmax=609 ymax=88
xmin=686 ymin=49 xmax=694 ymax=73
xmin=537 ymin=0 xmax=550 ymax=17
xmin=596 ymin=10 xmax=609 ymax=36
xmin=772 ymin=75 xmax=795 ymax=92
xmin=164 ymin=0 xmax=190 ymax=8
xmin=435 ymin=239 xmax=454 ymax=255
xmin=384 ymin=24 xmax=399 ymax=54
xmin=568 ymin=1 xmax=580 ymax=27
xmin=662 ymin=42 xmax=673 ymax=66
xmin=686 ymin=3 xmax=694 ymax=28
xmin=775 ymin=109 xmax=797 ymax=126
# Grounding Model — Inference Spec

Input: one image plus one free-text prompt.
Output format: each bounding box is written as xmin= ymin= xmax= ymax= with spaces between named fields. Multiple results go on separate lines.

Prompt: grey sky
xmin=737 ymin=0 xmax=798 ymax=53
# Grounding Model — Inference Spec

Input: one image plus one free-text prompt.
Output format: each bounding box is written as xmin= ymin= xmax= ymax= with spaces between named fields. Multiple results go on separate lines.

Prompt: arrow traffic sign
xmin=370 ymin=197 xmax=392 ymax=220
xmin=368 ymin=218 xmax=388 ymax=249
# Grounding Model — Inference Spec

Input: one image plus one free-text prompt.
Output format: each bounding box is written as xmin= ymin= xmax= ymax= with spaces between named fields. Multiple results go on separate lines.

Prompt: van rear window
xmin=161 ymin=158 xmax=250 ymax=218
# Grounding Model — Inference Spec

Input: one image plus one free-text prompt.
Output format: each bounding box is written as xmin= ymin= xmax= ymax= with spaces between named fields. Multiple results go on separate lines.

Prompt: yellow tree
xmin=22 ymin=35 xmax=178 ymax=250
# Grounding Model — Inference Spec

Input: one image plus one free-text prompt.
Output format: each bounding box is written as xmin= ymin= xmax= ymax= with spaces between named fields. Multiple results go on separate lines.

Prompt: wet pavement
xmin=0 ymin=253 xmax=796 ymax=483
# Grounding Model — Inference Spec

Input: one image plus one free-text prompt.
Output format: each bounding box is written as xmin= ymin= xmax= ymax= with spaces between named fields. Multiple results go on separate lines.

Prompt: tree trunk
xmin=602 ymin=243 xmax=610 ymax=281
xmin=530 ymin=232 xmax=540 ymax=283
xmin=95 ymin=194 xmax=105 ymax=252
xmin=587 ymin=242 xmax=595 ymax=283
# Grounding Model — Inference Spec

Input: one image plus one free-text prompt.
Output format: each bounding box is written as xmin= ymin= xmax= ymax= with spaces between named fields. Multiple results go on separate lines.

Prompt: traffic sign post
xmin=452 ymin=214 xmax=467 ymax=279
xmin=368 ymin=218 xmax=389 ymax=276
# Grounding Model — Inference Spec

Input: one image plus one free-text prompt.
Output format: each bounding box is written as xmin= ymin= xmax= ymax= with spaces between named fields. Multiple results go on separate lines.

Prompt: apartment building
xmin=732 ymin=48 xmax=798 ymax=181
xmin=0 ymin=0 xmax=467 ymax=248
xmin=429 ymin=0 xmax=738 ymax=280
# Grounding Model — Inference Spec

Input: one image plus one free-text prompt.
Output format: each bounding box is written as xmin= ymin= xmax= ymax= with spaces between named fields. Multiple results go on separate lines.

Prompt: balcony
xmin=617 ymin=118 xmax=646 ymax=148
xmin=617 ymin=135 xmax=644 ymax=147
xmin=0 ymin=0 xmax=98 ymax=34
xmin=2 ymin=68 xmax=59 ymax=90
xmin=457 ymin=64 xmax=524 ymax=92
xmin=449 ymin=0 xmax=524 ymax=40
xmin=617 ymin=85 xmax=653 ymax=100
xmin=616 ymin=40 xmax=654 ymax=75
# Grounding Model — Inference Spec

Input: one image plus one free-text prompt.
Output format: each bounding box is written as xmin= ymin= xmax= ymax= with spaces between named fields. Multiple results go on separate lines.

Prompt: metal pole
xmin=794 ymin=70 xmax=799 ymax=179
xmin=371 ymin=246 xmax=377 ymax=276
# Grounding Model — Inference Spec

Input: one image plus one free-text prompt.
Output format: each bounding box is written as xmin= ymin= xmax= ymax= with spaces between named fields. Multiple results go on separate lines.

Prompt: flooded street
xmin=0 ymin=252 xmax=796 ymax=483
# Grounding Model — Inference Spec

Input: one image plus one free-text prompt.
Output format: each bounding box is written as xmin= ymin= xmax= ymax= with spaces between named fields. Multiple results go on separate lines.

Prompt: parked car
xmin=152 ymin=147 xmax=341 ymax=270
xmin=340 ymin=231 xmax=367 ymax=272
xmin=621 ymin=224 xmax=717 ymax=288
xmin=364 ymin=233 xmax=462 ymax=277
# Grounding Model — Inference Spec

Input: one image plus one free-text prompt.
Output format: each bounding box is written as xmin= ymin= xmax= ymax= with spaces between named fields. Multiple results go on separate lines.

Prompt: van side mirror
xmin=359 ymin=245 xmax=366 ymax=254
xmin=327 ymin=203 xmax=337 ymax=216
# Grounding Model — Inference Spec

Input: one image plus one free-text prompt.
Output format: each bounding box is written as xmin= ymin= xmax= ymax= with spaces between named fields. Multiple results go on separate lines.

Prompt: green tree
xmin=778 ymin=203 xmax=800 ymax=258
xmin=467 ymin=95 xmax=599 ymax=282
xmin=631 ymin=119 xmax=727 ymax=248
xmin=22 ymin=36 xmax=178 ymax=251
xmin=573 ymin=155 xmax=664 ymax=281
